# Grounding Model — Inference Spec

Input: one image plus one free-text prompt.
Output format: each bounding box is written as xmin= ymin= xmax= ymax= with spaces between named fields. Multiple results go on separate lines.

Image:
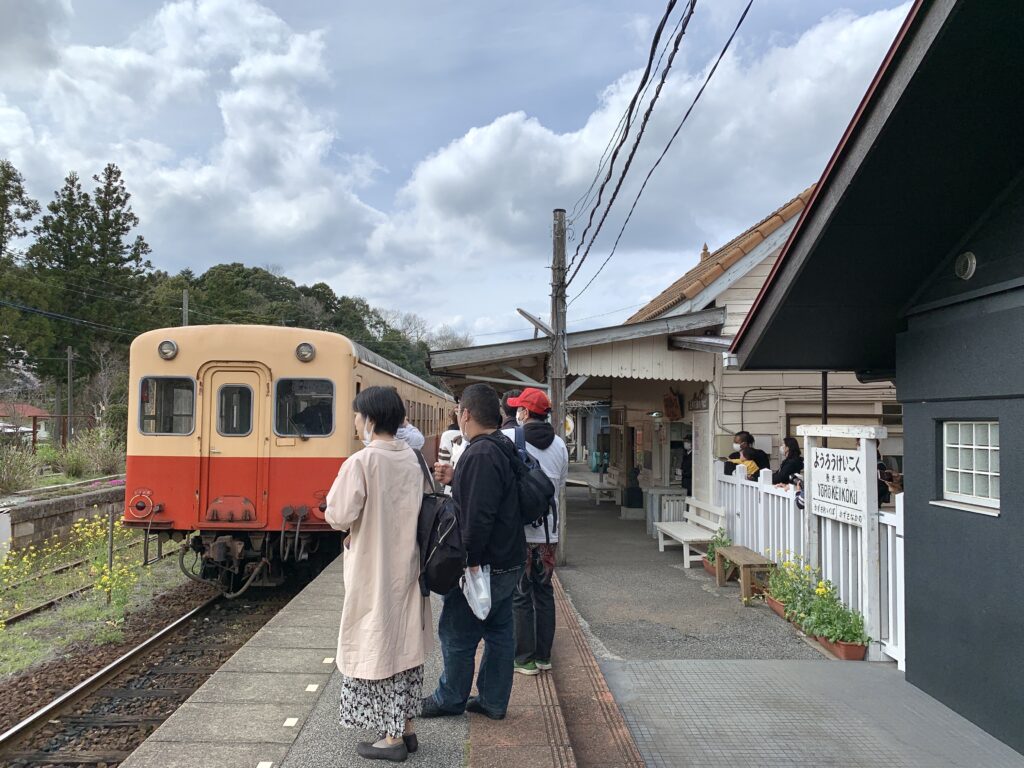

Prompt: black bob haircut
xmin=460 ymin=383 xmax=501 ymax=429
xmin=500 ymin=389 xmax=522 ymax=418
xmin=352 ymin=386 xmax=405 ymax=435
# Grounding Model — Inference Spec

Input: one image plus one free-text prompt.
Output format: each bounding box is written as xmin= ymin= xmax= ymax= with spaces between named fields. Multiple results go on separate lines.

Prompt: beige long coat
xmin=325 ymin=439 xmax=432 ymax=680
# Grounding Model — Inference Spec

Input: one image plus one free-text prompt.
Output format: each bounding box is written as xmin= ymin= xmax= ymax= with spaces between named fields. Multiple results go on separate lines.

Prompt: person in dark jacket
xmin=499 ymin=389 xmax=521 ymax=430
xmin=724 ymin=431 xmax=770 ymax=475
xmin=423 ymin=384 xmax=524 ymax=721
xmin=772 ymin=436 xmax=804 ymax=485
xmin=680 ymin=437 xmax=693 ymax=493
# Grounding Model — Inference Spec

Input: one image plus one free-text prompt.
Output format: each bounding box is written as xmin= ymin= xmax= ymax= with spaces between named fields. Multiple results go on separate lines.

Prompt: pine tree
xmin=0 ymin=159 xmax=40 ymax=258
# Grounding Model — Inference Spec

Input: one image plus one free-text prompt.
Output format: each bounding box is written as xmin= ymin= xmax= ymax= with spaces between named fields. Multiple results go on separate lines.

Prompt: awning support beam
xmin=565 ymin=375 xmax=590 ymax=400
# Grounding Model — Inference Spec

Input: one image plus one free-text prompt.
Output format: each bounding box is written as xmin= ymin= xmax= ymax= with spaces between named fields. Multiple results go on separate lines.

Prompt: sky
xmin=0 ymin=0 xmax=911 ymax=343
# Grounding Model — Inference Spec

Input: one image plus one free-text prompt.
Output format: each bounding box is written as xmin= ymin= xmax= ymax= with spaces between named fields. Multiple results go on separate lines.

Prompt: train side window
xmin=218 ymin=385 xmax=253 ymax=437
xmin=139 ymin=377 xmax=195 ymax=435
xmin=276 ymin=379 xmax=334 ymax=437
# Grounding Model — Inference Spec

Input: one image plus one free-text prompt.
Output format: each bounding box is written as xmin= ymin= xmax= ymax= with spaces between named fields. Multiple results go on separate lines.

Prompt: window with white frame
xmin=943 ymin=421 xmax=999 ymax=509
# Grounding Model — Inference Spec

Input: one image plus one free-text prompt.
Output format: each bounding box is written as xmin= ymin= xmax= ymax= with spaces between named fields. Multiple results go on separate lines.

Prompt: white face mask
xmin=515 ymin=408 xmax=528 ymax=426
xmin=361 ymin=419 xmax=375 ymax=447
xmin=780 ymin=447 xmax=788 ymax=459
xmin=732 ymin=442 xmax=741 ymax=452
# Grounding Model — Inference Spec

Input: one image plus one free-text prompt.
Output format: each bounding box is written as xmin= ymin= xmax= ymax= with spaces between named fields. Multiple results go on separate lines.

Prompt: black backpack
xmin=414 ymin=453 xmax=465 ymax=596
xmin=486 ymin=427 xmax=557 ymax=540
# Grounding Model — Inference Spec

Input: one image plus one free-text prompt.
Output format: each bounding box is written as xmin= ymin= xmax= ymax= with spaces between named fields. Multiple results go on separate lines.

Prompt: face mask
xmin=780 ymin=447 xmax=788 ymax=459
xmin=683 ymin=441 xmax=692 ymax=450
xmin=361 ymin=420 xmax=375 ymax=447
xmin=732 ymin=442 xmax=741 ymax=452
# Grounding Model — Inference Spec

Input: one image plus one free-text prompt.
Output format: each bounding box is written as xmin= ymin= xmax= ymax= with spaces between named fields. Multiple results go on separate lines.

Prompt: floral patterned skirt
xmin=338 ymin=665 xmax=424 ymax=739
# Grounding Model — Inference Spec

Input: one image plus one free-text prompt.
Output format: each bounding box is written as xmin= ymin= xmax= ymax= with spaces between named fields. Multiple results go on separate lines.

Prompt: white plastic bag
xmin=461 ymin=564 xmax=492 ymax=620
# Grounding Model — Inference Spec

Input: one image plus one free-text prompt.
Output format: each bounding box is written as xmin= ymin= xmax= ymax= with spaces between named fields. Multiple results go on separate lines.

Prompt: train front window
xmin=218 ymin=385 xmax=253 ymax=436
xmin=276 ymin=379 xmax=334 ymax=436
xmin=139 ymin=377 xmax=194 ymax=435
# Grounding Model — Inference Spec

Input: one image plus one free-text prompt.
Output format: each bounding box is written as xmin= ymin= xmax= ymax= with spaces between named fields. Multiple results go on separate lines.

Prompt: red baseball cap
xmin=507 ymin=387 xmax=551 ymax=415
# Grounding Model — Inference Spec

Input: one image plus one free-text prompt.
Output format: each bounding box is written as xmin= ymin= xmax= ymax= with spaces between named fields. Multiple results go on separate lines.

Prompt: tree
xmin=0 ymin=159 xmax=40 ymax=258
xmin=428 ymin=324 xmax=473 ymax=351
xmin=83 ymin=342 xmax=128 ymax=427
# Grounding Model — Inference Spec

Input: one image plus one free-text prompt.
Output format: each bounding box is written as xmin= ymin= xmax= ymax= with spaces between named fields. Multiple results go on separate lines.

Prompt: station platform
xmin=120 ymin=555 xmax=580 ymax=768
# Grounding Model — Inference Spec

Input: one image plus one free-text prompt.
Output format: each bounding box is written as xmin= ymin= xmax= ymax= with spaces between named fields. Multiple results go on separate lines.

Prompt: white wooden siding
xmin=717 ymin=254 xmax=777 ymax=335
xmin=569 ymin=337 xmax=714 ymax=382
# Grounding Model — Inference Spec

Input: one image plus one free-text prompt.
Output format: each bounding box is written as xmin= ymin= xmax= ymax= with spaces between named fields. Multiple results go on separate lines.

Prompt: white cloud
xmin=0 ymin=0 xmax=910 ymax=342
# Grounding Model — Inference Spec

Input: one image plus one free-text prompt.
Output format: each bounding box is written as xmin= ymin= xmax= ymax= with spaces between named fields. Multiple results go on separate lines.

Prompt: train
xmin=123 ymin=325 xmax=453 ymax=595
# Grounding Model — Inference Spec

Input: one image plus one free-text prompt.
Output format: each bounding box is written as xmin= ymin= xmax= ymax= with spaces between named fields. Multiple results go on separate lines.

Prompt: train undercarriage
xmin=177 ymin=528 xmax=342 ymax=597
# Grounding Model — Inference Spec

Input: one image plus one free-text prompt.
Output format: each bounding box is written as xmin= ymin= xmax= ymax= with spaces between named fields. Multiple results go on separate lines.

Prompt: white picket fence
xmin=713 ymin=463 xmax=905 ymax=667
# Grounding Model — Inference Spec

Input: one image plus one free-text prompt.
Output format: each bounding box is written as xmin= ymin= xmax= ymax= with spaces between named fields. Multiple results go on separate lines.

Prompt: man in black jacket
xmin=724 ymin=430 xmax=771 ymax=475
xmin=423 ymin=383 xmax=525 ymax=721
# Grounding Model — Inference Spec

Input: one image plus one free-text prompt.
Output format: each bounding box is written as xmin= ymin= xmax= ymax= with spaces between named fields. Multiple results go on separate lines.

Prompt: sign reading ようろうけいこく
xmin=809 ymin=447 xmax=867 ymax=526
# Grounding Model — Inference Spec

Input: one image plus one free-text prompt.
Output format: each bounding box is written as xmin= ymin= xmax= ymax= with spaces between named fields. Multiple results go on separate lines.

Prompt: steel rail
xmin=0 ymin=592 xmax=221 ymax=751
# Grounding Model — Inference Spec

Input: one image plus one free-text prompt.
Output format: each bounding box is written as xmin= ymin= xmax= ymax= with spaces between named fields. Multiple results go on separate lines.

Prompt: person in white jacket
xmin=501 ymin=387 xmax=567 ymax=676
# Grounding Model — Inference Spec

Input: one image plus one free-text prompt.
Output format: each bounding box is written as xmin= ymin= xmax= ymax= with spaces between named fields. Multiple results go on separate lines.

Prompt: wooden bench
xmin=714 ymin=545 xmax=775 ymax=602
xmin=654 ymin=497 xmax=725 ymax=568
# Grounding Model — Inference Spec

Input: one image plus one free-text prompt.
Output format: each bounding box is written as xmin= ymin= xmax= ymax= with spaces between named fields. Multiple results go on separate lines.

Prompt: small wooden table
xmin=714 ymin=545 xmax=775 ymax=603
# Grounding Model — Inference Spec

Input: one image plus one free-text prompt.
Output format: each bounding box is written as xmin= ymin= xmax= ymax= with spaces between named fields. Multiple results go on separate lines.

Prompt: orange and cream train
xmin=124 ymin=325 xmax=453 ymax=594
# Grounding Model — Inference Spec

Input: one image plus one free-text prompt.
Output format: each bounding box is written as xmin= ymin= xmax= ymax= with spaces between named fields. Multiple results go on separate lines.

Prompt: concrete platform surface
xmin=602 ymin=659 xmax=1024 ymax=768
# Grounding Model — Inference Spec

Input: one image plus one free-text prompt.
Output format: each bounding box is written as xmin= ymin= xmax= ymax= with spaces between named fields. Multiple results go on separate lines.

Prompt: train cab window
xmin=218 ymin=385 xmax=253 ymax=436
xmin=276 ymin=379 xmax=334 ymax=436
xmin=139 ymin=377 xmax=194 ymax=435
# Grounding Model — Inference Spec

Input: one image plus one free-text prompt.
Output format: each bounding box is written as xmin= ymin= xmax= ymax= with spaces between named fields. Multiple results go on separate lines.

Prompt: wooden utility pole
xmin=182 ymin=289 xmax=189 ymax=326
xmin=550 ymin=208 xmax=568 ymax=564
xmin=66 ymin=346 xmax=74 ymax=443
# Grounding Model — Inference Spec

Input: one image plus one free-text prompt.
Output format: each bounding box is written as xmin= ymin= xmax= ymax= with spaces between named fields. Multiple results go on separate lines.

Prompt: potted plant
xmin=765 ymin=553 xmax=816 ymax=622
xmin=703 ymin=528 xmax=733 ymax=578
xmin=801 ymin=580 xmax=870 ymax=660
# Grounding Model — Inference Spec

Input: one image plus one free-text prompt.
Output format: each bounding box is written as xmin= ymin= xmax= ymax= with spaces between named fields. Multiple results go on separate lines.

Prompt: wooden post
xmin=801 ymin=432 xmax=820 ymax=568
xmin=66 ymin=346 xmax=74 ymax=443
xmin=859 ymin=436 xmax=883 ymax=661
xmin=551 ymin=209 xmax=568 ymax=565
xmin=182 ymin=288 xmax=189 ymax=327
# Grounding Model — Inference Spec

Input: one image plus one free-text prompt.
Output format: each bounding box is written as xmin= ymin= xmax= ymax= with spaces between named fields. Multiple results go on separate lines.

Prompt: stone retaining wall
xmin=8 ymin=487 xmax=125 ymax=551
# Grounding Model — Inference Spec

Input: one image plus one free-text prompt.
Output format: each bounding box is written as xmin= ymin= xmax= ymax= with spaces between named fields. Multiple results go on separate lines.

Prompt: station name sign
xmin=809 ymin=447 xmax=866 ymax=526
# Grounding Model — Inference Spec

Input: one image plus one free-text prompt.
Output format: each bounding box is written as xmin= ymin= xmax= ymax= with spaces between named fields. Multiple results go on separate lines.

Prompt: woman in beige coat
xmin=326 ymin=386 xmax=432 ymax=763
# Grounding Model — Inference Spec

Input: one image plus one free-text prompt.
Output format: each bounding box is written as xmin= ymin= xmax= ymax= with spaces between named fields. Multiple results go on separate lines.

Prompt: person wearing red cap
xmin=502 ymin=387 xmax=568 ymax=676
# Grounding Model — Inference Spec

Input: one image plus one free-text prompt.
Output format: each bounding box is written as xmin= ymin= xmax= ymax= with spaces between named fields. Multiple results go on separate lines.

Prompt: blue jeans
xmin=431 ymin=568 xmax=519 ymax=717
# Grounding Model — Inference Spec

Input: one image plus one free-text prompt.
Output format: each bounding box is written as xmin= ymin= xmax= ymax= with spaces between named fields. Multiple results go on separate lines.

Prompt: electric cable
xmin=567 ymin=0 xmax=697 ymax=288
xmin=570 ymin=0 xmax=755 ymax=306
xmin=0 ymin=298 xmax=135 ymax=336
xmin=566 ymin=0 xmax=681 ymax=274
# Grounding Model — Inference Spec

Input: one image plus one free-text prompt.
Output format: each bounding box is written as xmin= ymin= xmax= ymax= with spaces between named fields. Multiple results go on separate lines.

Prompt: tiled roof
xmin=0 ymin=403 xmax=50 ymax=419
xmin=627 ymin=184 xmax=816 ymax=323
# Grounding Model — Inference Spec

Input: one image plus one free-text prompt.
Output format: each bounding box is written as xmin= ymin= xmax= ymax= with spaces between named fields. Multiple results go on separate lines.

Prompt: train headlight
xmin=296 ymin=342 xmax=316 ymax=362
xmin=158 ymin=340 xmax=178 ymax=360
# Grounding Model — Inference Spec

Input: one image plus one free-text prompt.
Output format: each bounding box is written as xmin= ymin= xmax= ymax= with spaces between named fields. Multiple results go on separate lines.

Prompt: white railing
xmin=714 ymin=462 xmax=905 ymax=666
xmin=714 ymin=464 xmax=804 ymax=561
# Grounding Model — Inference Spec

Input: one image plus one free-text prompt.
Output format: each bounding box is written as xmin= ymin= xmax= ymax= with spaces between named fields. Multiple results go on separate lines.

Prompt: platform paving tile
xmin=220 ymin=644 xmax=341 ymax=674
xmin=120 ymin=741 xmax=290 ymax=768
xmin=141 ymin=701 xmax=312 ymax=745
xmin=187 ymin=670 xmax=333 ymax=704
xmin=244 ymin=623 xmax=337 ymax=650
xmin=601 ymin=659 xmax=1024 ymax=768
xmin=264 ymin=606 xmax=339 ymax=629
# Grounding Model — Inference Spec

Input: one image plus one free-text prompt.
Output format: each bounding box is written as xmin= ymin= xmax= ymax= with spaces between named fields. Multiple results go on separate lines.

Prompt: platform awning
xmin=429 ymin=307 xmax=724 ymax=395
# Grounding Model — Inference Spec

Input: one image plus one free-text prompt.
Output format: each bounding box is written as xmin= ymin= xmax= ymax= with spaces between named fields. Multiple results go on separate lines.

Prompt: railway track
xmin=0 ymin=588 xmax=295 ymax=767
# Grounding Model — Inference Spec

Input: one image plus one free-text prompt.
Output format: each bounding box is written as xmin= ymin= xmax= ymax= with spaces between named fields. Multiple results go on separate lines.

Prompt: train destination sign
xmin=809 ymin=446 xmax=867 ymax=526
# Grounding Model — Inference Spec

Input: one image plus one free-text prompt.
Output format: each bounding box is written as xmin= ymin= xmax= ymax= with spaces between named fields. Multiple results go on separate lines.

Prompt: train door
xmin=199 ymin=366 xmax=269 ymax=528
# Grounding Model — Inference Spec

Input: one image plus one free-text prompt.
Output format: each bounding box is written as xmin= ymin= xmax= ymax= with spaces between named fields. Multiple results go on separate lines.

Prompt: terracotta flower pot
xmin=701 ymin=556 xmax=716 ymax=576
xmin=765 ymin=594 xmax=787 ymax=619
xmin=817 ymin=636 xmax=867 ymax=660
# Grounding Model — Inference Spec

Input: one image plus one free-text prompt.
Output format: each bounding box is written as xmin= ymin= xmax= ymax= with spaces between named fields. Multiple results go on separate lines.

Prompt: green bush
xmin=104 ymin=404 xmax=129 ymax=444
xmin=706 ymin=527 xmax=732 ymax=567
xmin=801 ymin=580 xmax=870 ymax=644
xmin=0 ymin=445 xmax=40 ymax=492
xmin=55 ymin=442 xmax=91 ymax=478
xmin=36 ymin=442 xmax=60 ymax=468
xmin=60 ymin=429 xmax=125 ymax=476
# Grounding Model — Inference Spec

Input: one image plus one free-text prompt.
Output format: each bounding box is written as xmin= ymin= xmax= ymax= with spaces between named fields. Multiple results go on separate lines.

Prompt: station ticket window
xmin=140 ymin=377 xmax=195 ymax=435
xmin=276 ymin=379 xmax=334 ymax=436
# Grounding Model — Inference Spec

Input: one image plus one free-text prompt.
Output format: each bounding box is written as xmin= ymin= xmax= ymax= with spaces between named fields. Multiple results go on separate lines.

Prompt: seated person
xmin=293 ymin=399 xmax=333 ymax=435
xmin=729 ymin=447 xmax=761 ymax=480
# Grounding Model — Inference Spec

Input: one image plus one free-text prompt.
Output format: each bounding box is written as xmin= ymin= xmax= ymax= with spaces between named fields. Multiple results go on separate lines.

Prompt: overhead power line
xmin=566 ymin=0 xmax=681 ymax=275
xmin=0 ymin=298 xmax=135 ymax=336
xmin=568 ymin=8 xmax=689 ymax=225
xmin=567 ymin=0 xmax=697 ymax=288
xmin=570 ymin=0 xmax=755 ymax=306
